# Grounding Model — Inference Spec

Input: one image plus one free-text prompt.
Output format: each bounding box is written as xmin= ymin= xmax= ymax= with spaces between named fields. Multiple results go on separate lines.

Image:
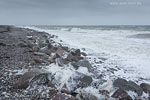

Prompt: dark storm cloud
xmin=0 ymin=0 xmax=150 ymax=25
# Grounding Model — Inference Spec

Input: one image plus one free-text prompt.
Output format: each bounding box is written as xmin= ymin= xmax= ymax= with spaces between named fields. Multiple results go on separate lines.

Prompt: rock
xmin=29 ymin=73 xmax=56 ymax=88
xmin=140 ymin=83 xmax=150 ymax=93
xmin=92 ymin=79 xmax=107 ymax=89
xmin=13 ymin=71 xmax=40 ymax=89
xmin=99 ymin=90 xmax=109 ymax=96
xmin=75 ymin=49 xmax=81 ymax=56
xmin=71 ymin=49 xmax=81 ymax=56
xmin=32 ymin=46 xmax=40 ymax=52
xmin=0 ymin=42 xmax=7 ymax=46
xmin=47 ymin=43 xmax=53 ymax=49
xmin=17 ymin=42 xmax=27 ymax=47
xmin=39 ymin=46 xmax=49 ymax=53
xmin=55 ymin=58 xmax=69 ymax=66
xmin=80 ymin=92 xmax=99 ymax=100
xmin=81 ymin=52 xmax=87 ymax=56
xmin=30 ymin=73 xmax=49 ymax=86
xmin=71 ymin=59 xmax=92 ymax=71
xmin=56 ymin=47 xmax=69 ymax=59
xmin=49 ymin=57 xmax=56 ymax=64
xmin=67 ymin=53 xmax=79 ymax=62
xmin=128 ymin=81 xmax=143 ymax=96
xmin=49 ymin=89 xmax=58 ymax=99
xmin=33 ymin=52 xmax=49 ymax=59
xmin=67 ymin=72 xmax=93 ymax=91
xmin=111 ymin=88 xmax=133 ymax=100
xmin=52 ymin=93 xmax=76 ymax=100
xmin=113 ymin=78 xmax=128 ymax=88
xmin=32 ymin=58 xmax=47 ymax=64
xmin=38 ymin=40 xmax=47 ymax=48
xmin=113 ymin=78 xmax=143 ymax=96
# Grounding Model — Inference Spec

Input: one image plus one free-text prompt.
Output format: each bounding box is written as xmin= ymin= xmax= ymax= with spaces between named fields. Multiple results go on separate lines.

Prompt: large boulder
xmin=113 ymin=78 xmax=143 ymax=96
xmin=56 ymin=47 xmax=69 ymax=59
xmin=140 ymin=83 xmax=150 ymax=93
xmin=13 ymin=71 xmax=40 ymax=89
xmin=67 ymin=53 xmax=80 ymax=62
xmin=29 ymin=73 xmax=56 ymax=88
xmin=71 ymin=49 xmax=81 ymax=56
xmin=111 ymin=88 xmax=133 ymax=100
xmin=67 ymin=72 xmax=93 ymax=91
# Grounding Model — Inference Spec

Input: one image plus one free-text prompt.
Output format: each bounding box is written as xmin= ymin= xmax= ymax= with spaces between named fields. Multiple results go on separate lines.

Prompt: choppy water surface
xmin=24 ymin=25 xmax=150 ymax=83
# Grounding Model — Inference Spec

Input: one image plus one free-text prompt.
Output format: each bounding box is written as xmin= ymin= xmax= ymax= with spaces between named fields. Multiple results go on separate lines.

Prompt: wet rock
xmin=13 ymin=71 xmax=40 ymax=89
xmin=111 ymin=88 xmax=133 ymax=100
xmin=29 ymin=73 xmax=56 ymax=88
xmin=52 ymin=93 xmax=76 ymax=100
xmin=67 ymin=53 xmax=79 ymax=62
xmin=56 ymin=47 xmax=69 ymax=58
xmin=49 ymin=89 xmax=58 ymax=99
xmin=55 ymin=58 xmax=69 ymax=66
xmin=99 ymin=90 xmax=109 ymax=97
xmin=79 ymin=91 xmax=99 ymax=100
xmin=113 ymin=78 xmax=143 ymax=96
xmin=67 ymin=72 xmax=93 ymax=91
xmin=128 ymin=81 xmax=143 ymax=96
xmin=30 ymin=73 xmax=49 ymax=86
xmin=92 ymin=79 xmax=107 ymax=89
xmin=140 ymin=83 xmax=150 ymax=93
xmin=17 ymin=42 xmax=28 ymax=47
xmin=81 ymin=52 xmax=87 ymax=56
xmin=71 ymin=59 xmax=92 ymax=71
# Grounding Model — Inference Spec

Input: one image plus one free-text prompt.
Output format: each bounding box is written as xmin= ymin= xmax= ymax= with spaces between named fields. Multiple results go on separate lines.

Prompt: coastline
xmin=0 ymin=25 xmax=150 ymax=100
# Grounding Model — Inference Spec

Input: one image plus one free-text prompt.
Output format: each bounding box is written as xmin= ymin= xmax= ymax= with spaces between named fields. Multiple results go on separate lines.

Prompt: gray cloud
xmin=0 ymin=0 xmax=150 ymax=25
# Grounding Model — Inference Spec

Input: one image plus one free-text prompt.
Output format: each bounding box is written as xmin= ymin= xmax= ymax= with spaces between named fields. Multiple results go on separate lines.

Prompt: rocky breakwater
xmin=0 ymin=25 xmax=150 ymax=100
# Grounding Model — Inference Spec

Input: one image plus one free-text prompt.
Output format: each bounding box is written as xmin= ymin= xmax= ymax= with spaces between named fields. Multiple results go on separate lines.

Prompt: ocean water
xmin=21 ymin=25 xmax=150 ymax=98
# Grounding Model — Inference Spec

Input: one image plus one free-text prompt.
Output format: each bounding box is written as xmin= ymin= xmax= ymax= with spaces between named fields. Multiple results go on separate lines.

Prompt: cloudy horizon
xmin=0 ymin=0 xmax=150 ymax=25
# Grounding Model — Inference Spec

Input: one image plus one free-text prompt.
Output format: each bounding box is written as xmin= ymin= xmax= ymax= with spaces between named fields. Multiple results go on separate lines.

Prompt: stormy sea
xmin=19 ymin=25 xmax=150 ymax=98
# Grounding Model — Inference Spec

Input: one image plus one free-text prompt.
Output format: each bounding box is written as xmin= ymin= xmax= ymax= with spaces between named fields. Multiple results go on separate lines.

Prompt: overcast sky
xmin=0 ymin=0 xmax=150 ymax=25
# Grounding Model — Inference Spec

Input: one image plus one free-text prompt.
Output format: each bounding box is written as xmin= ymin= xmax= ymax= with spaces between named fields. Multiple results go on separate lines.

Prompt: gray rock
xmin=13 ymin=71 xmax=40 ymax=89
xmin=67 ymin=53 xmax=80 ymax=62
xmin=113 ymin=78 xmax=143 ymax=96
xmin=33 ymin=52 xmax=50 ymax=59
xmin=0 ymin=42 xmax=7 ymax=46
xmin=67 ymin=72 xmax=93 ymax=91
xmin=29 ymin=73 xmax=56 ymax=88
xmin=75 ymin=49 xmax=81 ymax=56
xmin=56 ymin=47 xmax=69 ymax=58
xmin=127 ymin=81 xmax=143 ymax=96
xmin=140 ymin=83 xmax=150 ymax=93
xmin=111 ymin=88 xmax=133 ymax=100
xmin=71 ymin=60 xmax=92 ymax=72
xmin=80 ymin=92 xmax=99 ymax=100
xmin=113 ymin=78 xmax=128 ymax=88
xmin=17 ymin=42 xmax=28 ymax=47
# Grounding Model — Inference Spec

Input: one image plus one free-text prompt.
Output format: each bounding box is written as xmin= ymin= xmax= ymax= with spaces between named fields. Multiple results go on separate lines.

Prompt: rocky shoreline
xmin=0 ymin=25 xmax=150 ymax=100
